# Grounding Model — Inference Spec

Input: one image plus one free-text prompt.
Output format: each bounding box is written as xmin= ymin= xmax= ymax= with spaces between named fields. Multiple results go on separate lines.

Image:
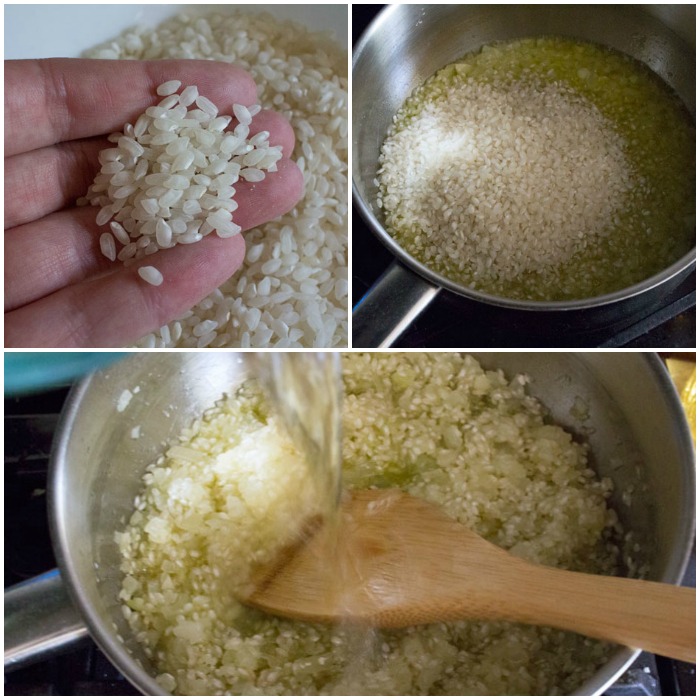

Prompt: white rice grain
xmin=155 ymin=219 xmax=173 ymax=247
xmin=138 ymin=265 xmax=164 ymax=286
xmin=96 ymin=205 xmax=113 ymax=226
xmin=179 ymin=85 xmax=198 ymax=106
xmin=233 ymin=103 xmax=252 ymax=126
xmin=99 ymin=232 xmax=117 ymax=261
xmin=195 ymin=95 xmax=218 ymax=116
xmin=110 ymin=221 xmax=131 ymax=245
xmin=156 ymin=79 xmax=182 ymax=96
xmin=240 ymin=168 xmax=265 ymax=183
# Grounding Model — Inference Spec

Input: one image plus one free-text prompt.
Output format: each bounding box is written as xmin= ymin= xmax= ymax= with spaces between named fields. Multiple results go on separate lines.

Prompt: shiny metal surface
xmin=11 ymin=352 xmax=695 ymax=695
xmin=353 ymin=262 xmax=439 ymax=347
xmin=4 ymin=569 xmax=89 ymax=668
xmin=50 ymin=352 xmax=252 ymax=695
xmin=352 ymin=5 xmax=696 ymax=343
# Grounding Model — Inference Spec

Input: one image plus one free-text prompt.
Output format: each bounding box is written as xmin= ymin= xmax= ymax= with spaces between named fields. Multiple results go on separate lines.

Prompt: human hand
xmin=5 ymin=58 xmax=303 ymax=347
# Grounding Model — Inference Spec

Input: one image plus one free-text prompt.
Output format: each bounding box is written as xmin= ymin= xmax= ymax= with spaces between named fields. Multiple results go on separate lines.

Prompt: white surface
xmin=5 ymin=4 xmax=348 ymax=59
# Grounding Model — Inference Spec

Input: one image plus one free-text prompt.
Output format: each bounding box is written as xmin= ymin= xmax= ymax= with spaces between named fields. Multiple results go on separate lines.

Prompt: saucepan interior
xmin=49 ymin=352 xmax=694 ymax=695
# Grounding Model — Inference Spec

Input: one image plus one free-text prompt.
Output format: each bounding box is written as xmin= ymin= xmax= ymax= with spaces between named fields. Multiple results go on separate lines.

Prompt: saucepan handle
xmin=352 ymin=261 xmax=440 ymax=347
xmin=4 ymin=568 xmax=89 ymax=669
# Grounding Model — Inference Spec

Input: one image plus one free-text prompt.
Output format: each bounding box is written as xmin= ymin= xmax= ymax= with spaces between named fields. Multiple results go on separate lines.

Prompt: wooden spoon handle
xmin=502 ymin=566 xmax=695 ymax=663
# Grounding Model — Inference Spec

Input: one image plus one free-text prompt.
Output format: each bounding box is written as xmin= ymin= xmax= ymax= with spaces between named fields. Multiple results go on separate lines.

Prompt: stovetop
xmin=351 ymin=6 xmax=696 ymax=349
xmin=4 ymin=384 xmax=695 ymax=696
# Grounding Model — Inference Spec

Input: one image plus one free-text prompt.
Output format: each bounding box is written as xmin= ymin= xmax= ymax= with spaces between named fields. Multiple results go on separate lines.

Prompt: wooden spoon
xmin=245 ymin=489 xmax=695 ymax=663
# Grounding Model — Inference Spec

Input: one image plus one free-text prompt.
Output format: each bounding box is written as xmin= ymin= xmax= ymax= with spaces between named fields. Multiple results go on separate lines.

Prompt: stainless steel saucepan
xmin=4 ymin=352 xmax=695 ymax=695
xmin=352 ymin=5 xmax=696 ymax=347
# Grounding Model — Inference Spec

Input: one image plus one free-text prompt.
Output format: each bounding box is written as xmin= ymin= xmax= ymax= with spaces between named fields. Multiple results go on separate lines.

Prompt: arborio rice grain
xmin=118 ymin=353 xmax=624 ymax=695
xmin=85 ymin=9 xmax=348 ymax=348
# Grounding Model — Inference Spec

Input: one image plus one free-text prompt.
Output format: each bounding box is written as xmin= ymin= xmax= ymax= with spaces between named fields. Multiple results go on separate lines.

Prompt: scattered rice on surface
xmin=85 ymin=9 xmax=348 ymax=348
xmin=117 ymin=353 xmax=623 ymax=695
xmin=377 ymin=38 xmax=695 ymax=301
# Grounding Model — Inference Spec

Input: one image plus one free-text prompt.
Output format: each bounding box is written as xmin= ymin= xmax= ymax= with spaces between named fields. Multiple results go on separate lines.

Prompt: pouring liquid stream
xmin=250 ymin=352 xmax=416 ymax=620
xmin=250 ymin=353 xmax=403 ymax=620
xmin=251 ymin=356 xmax=404 ymax=681
xmin=251 ymin=351 xmax=343 ymax=522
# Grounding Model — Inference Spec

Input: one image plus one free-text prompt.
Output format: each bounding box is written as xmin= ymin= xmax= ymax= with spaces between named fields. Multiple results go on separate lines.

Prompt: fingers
xmin=251 ymin=110 xmax=296 ymax=158
xmin=5 ymin=58 xmax=257 ymax=156
xmin=234 ymin=158 xmax=304 ymax=230
xmin=4 ymin=108 xmax=295 ymax=229
xmin=4 ymin=137 xmax=105 ymax=229
xmin=4 ymin=207 xmax=113 ymax=312
xmin=4 ymin=158 xmax=303 ymax=313
xmin=5 ymin=234 xmax=246 ymax=348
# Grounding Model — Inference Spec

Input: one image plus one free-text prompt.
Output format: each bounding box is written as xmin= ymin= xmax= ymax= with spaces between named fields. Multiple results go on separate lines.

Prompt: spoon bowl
xmin=245 ymin=489 xmax=695 ymax=663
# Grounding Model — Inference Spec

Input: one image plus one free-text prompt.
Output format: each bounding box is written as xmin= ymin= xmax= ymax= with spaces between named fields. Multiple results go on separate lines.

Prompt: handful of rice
xmin=83 ymin=10 xmax=348 ymax=348
xmin=80 ymin=80 xmax=282 ymax=286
